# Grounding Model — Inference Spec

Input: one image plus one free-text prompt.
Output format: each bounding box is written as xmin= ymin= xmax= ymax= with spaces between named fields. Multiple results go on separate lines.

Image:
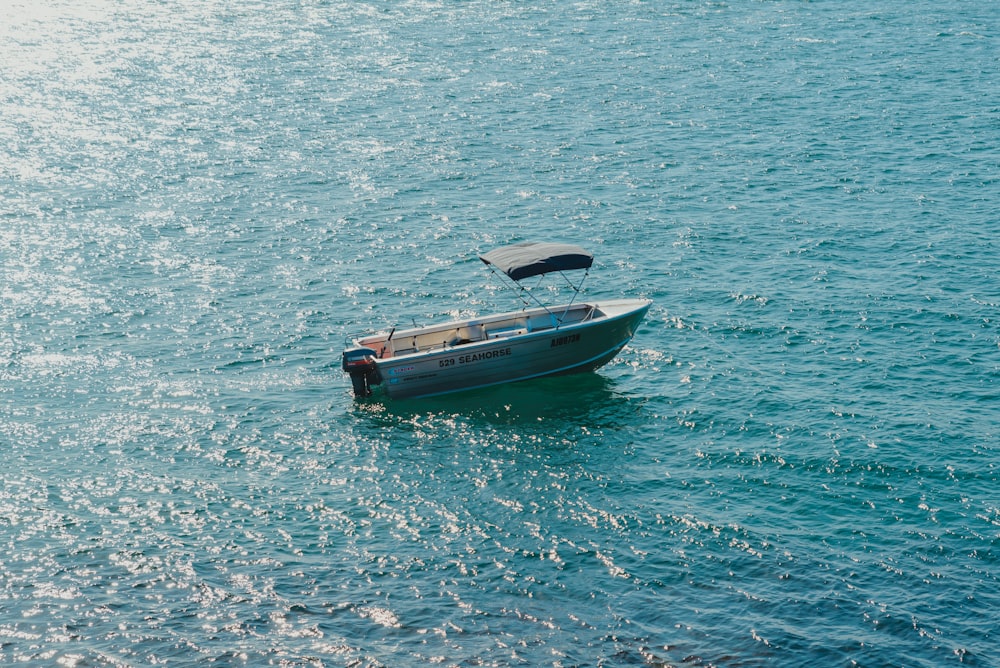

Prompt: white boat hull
xmin=346 ymin=298 xmax=650 ymax=400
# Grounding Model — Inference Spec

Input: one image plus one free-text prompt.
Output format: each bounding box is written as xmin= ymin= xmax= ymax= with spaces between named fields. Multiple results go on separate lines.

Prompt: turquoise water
xmin=1 ymin=1 xmax=997 ymax=665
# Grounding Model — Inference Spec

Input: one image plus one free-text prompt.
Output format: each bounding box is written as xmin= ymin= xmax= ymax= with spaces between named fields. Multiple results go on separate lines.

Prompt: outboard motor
xmin=342 ymin=347 xmax=381 ymax=398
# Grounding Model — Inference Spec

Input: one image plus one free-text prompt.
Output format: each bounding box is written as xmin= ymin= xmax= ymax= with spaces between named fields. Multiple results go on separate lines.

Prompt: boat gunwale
xmin=364 ymin=298 xmax=651 ymax=366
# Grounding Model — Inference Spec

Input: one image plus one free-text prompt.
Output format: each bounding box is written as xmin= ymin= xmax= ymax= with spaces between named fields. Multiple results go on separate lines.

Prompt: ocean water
xmin=1 ymin=0 xmax=997 ymax=665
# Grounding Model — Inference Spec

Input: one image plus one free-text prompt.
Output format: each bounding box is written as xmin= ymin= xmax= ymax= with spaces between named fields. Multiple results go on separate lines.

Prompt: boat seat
xmin=486 ymin=327 xmax=528 ymax=340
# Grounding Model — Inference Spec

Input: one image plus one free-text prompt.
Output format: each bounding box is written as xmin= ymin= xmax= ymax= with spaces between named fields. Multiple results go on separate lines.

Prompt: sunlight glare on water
xmin=1 ymin=0 xmax=997 ymax=665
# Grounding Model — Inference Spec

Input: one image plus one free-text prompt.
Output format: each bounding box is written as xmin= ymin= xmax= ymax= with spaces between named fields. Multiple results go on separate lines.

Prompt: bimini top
xmin=479 ymin=242 xmax=594 ymax=281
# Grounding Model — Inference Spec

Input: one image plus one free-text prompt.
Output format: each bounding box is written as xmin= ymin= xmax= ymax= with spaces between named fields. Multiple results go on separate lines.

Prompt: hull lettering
xmin=551 ymin=333 xmax=581 ymax=347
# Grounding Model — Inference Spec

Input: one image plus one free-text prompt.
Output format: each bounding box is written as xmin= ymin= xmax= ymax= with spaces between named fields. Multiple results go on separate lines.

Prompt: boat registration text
xmin=440 ymin=347 xmax=513 ymax=367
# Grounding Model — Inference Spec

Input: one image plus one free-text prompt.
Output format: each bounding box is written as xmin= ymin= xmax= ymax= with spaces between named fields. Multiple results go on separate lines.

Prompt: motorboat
xmin=342 ymin=241 xmax=651 ymax=399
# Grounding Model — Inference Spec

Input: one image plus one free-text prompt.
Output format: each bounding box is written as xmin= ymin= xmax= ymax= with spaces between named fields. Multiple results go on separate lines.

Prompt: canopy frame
xmin=480 ymin=242 xmax=593 ymax=328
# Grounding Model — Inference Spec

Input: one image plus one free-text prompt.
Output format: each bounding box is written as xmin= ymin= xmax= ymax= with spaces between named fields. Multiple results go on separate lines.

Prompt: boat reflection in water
xmin=342 ymin=242 xmax=651 ymax=400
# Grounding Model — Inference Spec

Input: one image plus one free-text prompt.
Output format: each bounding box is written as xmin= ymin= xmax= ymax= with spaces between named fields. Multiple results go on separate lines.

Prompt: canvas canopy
xmin=479 ymin=242 xmax=593 ymax=281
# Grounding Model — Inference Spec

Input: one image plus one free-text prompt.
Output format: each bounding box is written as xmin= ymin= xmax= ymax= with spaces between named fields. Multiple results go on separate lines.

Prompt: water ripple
xmin=2 ymin=0 xmax=998 ymax=665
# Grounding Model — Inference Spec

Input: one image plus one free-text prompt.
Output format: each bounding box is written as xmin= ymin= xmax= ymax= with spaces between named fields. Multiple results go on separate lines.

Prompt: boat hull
xmin=367 ymin=299 xmax=650 ymax=400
